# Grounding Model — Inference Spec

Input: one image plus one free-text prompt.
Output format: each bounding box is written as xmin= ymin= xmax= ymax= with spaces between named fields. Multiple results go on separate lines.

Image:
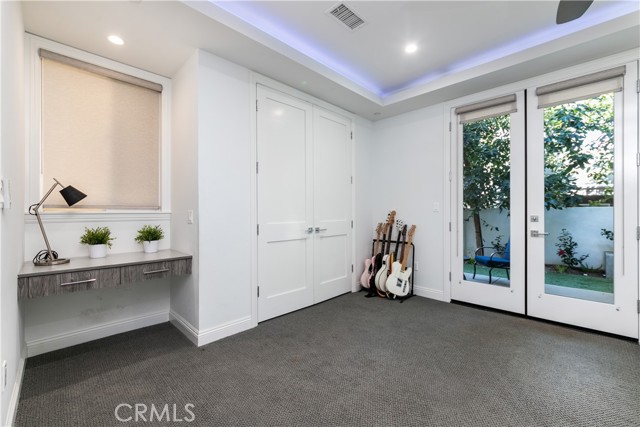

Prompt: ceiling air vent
xmin=327 ymin=3 xmax=366 ymax=31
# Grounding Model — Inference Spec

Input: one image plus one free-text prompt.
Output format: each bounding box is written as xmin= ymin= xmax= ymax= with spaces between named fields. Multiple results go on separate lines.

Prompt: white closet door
xmin=312 ymin=107 xmax=352 ymax=303
xmin=257 ymin=85 xmax=314 ymax=322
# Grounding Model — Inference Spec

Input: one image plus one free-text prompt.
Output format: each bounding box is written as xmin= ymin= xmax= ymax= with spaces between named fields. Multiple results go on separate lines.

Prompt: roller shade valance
xmin=456 ymin=94 xmax=517 ymax=124
xmin=39 ymin=48 xmax=163 ymax=93
xmin=536 ymin=66 xmax=624 ymax=108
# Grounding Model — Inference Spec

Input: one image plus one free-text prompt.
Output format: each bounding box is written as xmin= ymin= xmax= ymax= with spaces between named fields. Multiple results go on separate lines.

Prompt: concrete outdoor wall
xmin=464 ymin=207 xmax=614 ymax=267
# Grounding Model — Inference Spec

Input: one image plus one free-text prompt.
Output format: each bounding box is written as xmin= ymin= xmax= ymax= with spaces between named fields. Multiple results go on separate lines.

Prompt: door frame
xmin=249 ymin=73 xmax=357 ymax=327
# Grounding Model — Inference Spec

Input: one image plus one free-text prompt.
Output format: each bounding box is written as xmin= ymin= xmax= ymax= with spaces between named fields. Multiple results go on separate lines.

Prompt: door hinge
xmin=636 ymin=152 xmax=640 ymax=167
xmin=636 ymin=226 xmax=640 ymax=241
xmin=256 ymin=161 xmax=259 ymax=173
xmin=351 ymin=264 xmax=354 ymax=273
xmin=350 ymin=131 xmax=353 ymax=140
xmin=636 ymin=79 xmax=640 ymax=94
xmin=257 ymin=286 xmax=260 ymax=298
xmin=256 ymin=99 xmax=259 ymax=111
xmin=637 ymin=300 xmax=640 ymax=313
xmin=448 ymin=122 xmax=452 ymax=132
xmin=448 ymin=272 xmax=451 ymax=282
xmin=351 ymin=220 xmax=354 ymax=229
xmin=351 ymin=176 xmax=353 ymax=184
xmin=448 ymin=171 xmax=452 ymax=182
xmin=449 ymin=222 xmax=451 ymax=232
xmin=257 ymin=224 xmax=259 ymax=235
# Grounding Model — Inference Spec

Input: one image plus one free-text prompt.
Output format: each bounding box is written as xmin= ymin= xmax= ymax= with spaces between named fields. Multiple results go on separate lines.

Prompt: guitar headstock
xmin=407 ymin=225 xmax=416 ymax=241
xmin=395 ymin=219 xmax=405 ymax=232
xmin=386 ymin=210 xmax=396 ymax=225
xmin=375 ymin=222 xmax=383 ymax=237
xmin=401 ymin=224 xmax=408 ymax=239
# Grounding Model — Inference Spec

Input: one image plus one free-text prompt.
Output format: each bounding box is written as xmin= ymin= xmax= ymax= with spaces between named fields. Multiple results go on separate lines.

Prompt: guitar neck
xmin=400 ymin=226 xmax=416 ymax=271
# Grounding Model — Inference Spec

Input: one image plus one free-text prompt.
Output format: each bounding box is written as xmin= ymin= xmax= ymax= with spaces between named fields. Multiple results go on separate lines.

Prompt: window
xmin=32 ymin=41 xmax=169 ymax=211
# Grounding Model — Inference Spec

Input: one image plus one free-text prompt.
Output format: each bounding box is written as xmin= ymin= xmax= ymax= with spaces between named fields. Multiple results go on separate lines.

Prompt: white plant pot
xmin=89 ymin=244 xmax=107 ymax=259
xmin=143 ymin=240 xmax=159 ymax=253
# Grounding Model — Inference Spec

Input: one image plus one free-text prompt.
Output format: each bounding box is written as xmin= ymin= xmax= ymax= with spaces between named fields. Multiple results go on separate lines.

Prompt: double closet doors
xmin=451 ymin=62 xmax=639 ymax=338
xmin=256 ymin=85 xmax=352 ymax=322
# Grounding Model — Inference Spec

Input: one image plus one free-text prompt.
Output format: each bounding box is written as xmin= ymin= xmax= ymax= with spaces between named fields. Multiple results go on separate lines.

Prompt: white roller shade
xmin=536 ymin=66 xmax=625 ymax=108
xmin=41 ymin=57 xmax=161 ymax=209
xmin=456 ymin=94 xmax=517 ymax=124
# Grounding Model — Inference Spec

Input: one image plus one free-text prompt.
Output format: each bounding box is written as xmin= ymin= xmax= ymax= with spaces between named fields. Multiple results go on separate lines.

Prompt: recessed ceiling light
xmin=108 ymin=35 xmax=124 ymax=46
xmin=404 ymin=43 xmax=418 ymax=54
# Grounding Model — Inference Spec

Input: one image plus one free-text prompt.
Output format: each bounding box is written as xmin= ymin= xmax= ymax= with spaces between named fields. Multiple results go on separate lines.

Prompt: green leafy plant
xmin=135 ymin=225 xmax=164 ymax=243
xmin=555 ymin=228 xmax=588 ymax=269
xmin=600 ymin=228 xmax=613 ymax=241
xmin=80 ymin=227 xmax=115 ymax=248
xmin=555 ymin=264 xmax=568 ymax=274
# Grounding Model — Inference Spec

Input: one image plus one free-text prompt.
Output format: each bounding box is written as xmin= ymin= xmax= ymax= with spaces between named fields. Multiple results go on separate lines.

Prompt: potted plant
xmin=135 ymin=225 xmax=164 ymax=253
xmin=80 ymin=226 xmax=115 ymax=258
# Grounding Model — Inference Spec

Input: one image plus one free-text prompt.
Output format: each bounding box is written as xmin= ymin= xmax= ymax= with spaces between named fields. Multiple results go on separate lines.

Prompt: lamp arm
xmin=30 ymin=180 xmax=63 ymax=213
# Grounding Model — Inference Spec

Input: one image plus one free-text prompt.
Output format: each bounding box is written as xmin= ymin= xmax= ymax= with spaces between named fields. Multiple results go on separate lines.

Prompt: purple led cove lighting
xmin=212 ymin=1 xmax=638 ymax=100
xmin=385 ymin=1 xmax=639 ymax=97
xmin=212 ymin=1 xmax=382 ymax=96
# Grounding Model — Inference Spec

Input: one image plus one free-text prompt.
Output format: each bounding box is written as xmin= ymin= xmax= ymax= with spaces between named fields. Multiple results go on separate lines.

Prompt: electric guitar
xmin=391 ymin=221 xmax=406 ymax=273
xmin=386 ymin=225 xmax=416 ymax=298
xmin=374 ymin=213 xmax=397 ymax=293
xmin=360 ymin=223 xmax=383 ymax=289
xmin=369 ymin=211 xmax=395 ymax=291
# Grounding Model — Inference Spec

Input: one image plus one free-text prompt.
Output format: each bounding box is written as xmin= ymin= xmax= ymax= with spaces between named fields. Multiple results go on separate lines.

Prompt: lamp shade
xmin=59 ymin=185 xmax=87 ymax=206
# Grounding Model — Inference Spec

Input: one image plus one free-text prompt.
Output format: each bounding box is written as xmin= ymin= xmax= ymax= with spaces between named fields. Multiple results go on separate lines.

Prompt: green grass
xmin=463 ymin=263 xmax=613 ymax=293
xmin=545 ymin=271 xmax=612 ymax=293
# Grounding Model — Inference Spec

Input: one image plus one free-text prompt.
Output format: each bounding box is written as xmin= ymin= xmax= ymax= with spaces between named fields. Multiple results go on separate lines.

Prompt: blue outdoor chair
xmin=473 ymin=239 xmax=510 ymax=284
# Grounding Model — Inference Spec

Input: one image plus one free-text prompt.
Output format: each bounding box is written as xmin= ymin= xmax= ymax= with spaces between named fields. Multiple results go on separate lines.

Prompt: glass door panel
xmin=451 ymin=92 xmax=525 ymax=314
xmin=542 ymin=94 xmax=615 ymax=304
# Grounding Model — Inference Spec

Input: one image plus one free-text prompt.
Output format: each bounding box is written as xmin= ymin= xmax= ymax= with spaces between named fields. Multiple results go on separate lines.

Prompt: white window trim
xmin=25 ymin=34 xmax=172 ymax=218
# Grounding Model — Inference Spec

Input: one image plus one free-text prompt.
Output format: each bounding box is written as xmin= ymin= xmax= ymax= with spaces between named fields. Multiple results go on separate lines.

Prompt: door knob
xmin=315 ymin=227 xmax=327 ymax=232
xmin=305 ymin=227 xmax=314 ymax=233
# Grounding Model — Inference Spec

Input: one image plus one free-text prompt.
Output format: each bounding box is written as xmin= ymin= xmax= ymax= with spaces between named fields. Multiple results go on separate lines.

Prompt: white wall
xmin=369 ymin=105 xmax=447 ymax=300
xmin=353 ymin=116 xmax=374 ymax=286
xmin=170 ymin=51 xmax=200 ymax=333
xmin=170 ymin=49 xmax=254 ymax=345
xmin=1 ymin=1 xmax=25 ymax=424
xmin=196 ymin=50 xmax=252 ymax=339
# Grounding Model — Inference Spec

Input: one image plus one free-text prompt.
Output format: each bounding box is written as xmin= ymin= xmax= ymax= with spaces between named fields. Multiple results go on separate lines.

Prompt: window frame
xmin=26 ymin=34 xmax=171 ymax=215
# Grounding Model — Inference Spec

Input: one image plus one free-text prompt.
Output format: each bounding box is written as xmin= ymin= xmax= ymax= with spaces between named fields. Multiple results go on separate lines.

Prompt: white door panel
xmin=313 ymin=107 xmax=352 ymax=303
xmin=257 ymin=85 xmax=314 ymax=322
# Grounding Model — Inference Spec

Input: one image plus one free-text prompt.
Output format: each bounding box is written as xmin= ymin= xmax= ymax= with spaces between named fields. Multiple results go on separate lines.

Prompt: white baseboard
xmin=170 ymin=311 xmax=253 ymax=347
xmin=168 ymin=310 xmax=199 ymax=345
xmin=5 ymin=357 xmax=25 ymax=427
xmin=26 ymin=311 xmax=169 ymax=357
xmin=413 ymin=285 xmax=445 ymax=301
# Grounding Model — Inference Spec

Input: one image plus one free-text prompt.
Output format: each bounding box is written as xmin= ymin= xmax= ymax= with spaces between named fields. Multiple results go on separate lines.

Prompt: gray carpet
xmin=15 ymin=293 xmax=640 ymax=426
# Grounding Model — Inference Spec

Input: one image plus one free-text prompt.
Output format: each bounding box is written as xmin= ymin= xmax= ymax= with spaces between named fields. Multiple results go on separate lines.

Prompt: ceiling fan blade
xmin=556 ymin=0 xmax=595 ymax=24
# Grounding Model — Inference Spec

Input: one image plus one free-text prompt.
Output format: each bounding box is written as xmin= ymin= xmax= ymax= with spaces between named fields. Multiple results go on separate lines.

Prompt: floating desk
xmin=18 ymin=250 xmax=192 ymax=299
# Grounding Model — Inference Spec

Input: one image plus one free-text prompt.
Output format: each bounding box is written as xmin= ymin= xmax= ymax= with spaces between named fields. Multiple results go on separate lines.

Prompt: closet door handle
xmin=143 ymin=268 xmax=170 ymax=275
xmin=315 ymin=227 xmax=327 ymax=233
xmin=305 ymin=227 xmax=314 ymax=234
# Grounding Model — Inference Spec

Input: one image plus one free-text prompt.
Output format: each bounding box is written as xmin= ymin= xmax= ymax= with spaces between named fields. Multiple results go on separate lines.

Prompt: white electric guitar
xmin=385 ymin=225 xmax=416 ymax=298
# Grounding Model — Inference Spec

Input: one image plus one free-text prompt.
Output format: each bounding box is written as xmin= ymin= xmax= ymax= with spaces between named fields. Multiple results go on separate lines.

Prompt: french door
xmin=452 ymin=62 xmax=638 ymax=338
xmin=526 ymin=63 xmax=638 ymax=338
xmin=451 ymin=91 xmax=526 ymax=314
xmin=256 ymin=85 xmax=352 ymax=322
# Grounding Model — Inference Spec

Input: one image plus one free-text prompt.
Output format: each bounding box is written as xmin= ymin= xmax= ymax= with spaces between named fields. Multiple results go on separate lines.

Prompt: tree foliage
xmin=463 ymin=93 xmax=614 ymax=249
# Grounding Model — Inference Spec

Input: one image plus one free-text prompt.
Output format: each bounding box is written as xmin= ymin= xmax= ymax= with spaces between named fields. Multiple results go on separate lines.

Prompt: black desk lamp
xmin=29 ymin=178 xmax=86 ymax=266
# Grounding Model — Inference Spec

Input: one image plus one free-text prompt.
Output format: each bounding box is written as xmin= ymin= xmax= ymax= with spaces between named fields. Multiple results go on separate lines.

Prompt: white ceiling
xmin=21 ymin=1 xmax=640 ymax=121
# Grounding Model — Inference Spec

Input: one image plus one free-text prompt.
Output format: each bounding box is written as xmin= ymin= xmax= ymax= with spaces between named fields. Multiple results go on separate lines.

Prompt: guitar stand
xmin=364 ymin=239 xmax=416 ymax=303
